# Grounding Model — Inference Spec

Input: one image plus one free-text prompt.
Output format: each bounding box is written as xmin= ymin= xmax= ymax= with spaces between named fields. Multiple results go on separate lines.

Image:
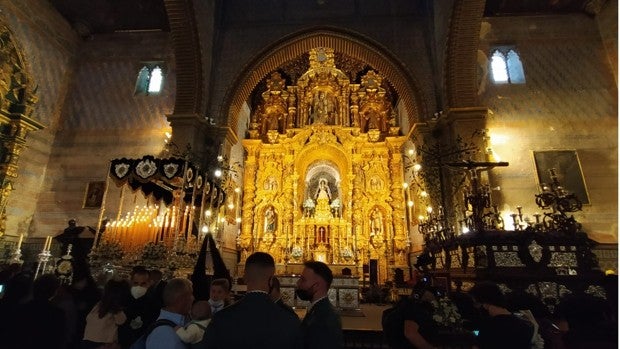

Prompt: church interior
xmin=0 ymin=0 xmax=617 ymax=345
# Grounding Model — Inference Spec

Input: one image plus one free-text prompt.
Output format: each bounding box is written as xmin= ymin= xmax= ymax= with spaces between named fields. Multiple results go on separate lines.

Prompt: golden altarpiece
xmin=237 ymin=48 xmax=410 ymax=284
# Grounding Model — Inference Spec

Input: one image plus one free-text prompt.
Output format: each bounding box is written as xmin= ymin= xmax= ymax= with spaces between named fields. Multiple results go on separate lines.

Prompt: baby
xmin=175 ymin=300 xmax=212 ymax=344
xmin=208 ymin=278 xmax=231 ymax=314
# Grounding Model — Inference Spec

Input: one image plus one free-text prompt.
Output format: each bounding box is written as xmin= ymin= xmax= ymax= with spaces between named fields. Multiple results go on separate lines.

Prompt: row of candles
xmin=101 ymin=202 xmax=235 ymax=251
xmin=103 ymin=205 xmax=185 ymax=247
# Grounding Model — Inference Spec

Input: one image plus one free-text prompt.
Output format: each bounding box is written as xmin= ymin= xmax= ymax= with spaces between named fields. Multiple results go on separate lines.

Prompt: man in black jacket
xmin=296 ymin=261 xmax=343 ymax=349
xmin=200 ymin=252 xmax=302 ymax=349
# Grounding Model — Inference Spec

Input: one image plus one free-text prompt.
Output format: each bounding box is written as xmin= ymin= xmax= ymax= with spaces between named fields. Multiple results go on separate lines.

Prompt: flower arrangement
xmin=141 ymin=242 xmax=168 ymax=264
xmin=90 ymin=240 xmax=124 ymax=264
xmin=291 ymin=245 xmax=303 ymax=259
xmin=431 ymin=297 xmax=463 ymax=329
xmin=341 ymin=247 xmax=353 ymax=261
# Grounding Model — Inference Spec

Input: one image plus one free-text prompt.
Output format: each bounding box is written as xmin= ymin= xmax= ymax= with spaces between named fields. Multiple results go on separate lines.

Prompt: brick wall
xmin=32 ymin=31 xmax=176 ymax=238
xmin=480 ymin=14 xmax=617 ymax=243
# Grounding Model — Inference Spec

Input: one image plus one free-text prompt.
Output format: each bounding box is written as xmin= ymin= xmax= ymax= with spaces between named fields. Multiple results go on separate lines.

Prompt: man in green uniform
xmin=199 ymin=252 xmax=302 ymax=349
xmin=296 ymin=261 xmax=344 ymax=349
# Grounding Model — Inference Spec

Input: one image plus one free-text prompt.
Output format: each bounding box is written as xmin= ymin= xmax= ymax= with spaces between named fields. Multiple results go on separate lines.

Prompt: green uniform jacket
xmin=300 ymin=297 xmax=344 ymax=349
xmin=199 ymin=291 xmax=302 ymax=349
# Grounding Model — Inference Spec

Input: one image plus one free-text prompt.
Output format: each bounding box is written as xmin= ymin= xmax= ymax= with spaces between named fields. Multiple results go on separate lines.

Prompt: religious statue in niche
xmin=370 ymin=207 xmax=384 ymax=236
xmin=314 ymin=178 xmax=332 ymax=203
xmin=369 ymin=176 xmax=383 ymax=190
xmin=310 ymin=91 xmax=337 ymax=124
xmin=263 ymin=176 xmax=278 ymax=191
xmin=264 ymin=206 xmax=277 ymax=233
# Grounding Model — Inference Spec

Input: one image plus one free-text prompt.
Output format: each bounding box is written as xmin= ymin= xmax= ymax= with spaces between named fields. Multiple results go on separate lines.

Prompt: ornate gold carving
xmin=0 ymin=26 xmax=43 ymax=238
xmin=240 ymin=48 xmax=409 ymax=283
xmin=248 ymin=48 xmax=395 ymax=138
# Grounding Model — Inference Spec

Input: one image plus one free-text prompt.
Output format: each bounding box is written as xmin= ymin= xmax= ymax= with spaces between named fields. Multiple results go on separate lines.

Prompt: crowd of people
xmin=382 ymin=276 xmax=618 ymax=349
xmin=0 ymin=252 xmax=344 ymax=349
xmin=0 ymin=253 xmax=616 ymax=349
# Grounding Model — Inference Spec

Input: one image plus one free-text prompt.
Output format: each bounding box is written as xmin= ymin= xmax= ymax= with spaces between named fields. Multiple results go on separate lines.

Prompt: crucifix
xmin=445 ymin=160 xmax=509 ymax=233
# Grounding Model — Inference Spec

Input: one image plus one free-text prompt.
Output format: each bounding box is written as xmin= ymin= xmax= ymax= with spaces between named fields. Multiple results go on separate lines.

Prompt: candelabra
xmin=418 ymin=206 xmax=454 ymax=246
xmin=462 ymin=169 xmax=504 ymax=233
xmin=9 ymin=247 xmax=23 ymax=265
xmin=34 ymin=237 xmax=53 ymax=279
xmin=534 ymin=168 xmax=583 ymax=234
xmin=9 ymin=233 xmax=24 ymax=265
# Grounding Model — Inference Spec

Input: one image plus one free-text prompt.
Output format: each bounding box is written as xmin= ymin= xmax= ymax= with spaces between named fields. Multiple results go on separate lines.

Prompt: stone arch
xmin=295 ymin=142 xmax=350 ymax=204
xmin=223 ymin=27 xmax=430 ymax=135
xmin=445 ymin=0 xmax=486 ymax=108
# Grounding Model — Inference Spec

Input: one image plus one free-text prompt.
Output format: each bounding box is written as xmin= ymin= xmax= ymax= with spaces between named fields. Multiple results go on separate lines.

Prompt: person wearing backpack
xmin=144 ymin=278 xmax=194 ymax=349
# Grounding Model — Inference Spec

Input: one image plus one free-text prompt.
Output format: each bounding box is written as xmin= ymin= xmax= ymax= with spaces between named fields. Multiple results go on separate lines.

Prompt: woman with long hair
xmin=82 ymin=278 xmax=130 ymax=349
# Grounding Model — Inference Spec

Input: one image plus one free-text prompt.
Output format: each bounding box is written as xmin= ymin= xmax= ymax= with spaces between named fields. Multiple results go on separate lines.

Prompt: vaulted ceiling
xmin=49 ymin=0 xmax=598 ymax=38
xmin=49 ymin=0 xmax=169 ymax=37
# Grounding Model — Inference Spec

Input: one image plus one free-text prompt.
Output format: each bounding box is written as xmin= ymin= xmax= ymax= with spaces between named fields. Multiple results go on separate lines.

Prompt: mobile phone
xmin=472 ymin=330 xmax=479 ymax=336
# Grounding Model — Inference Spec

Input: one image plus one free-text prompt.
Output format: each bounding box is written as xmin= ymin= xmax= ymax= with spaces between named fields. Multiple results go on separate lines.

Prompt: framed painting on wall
xmin=83 ymin=181 xmax=106 ymax=209
xmin=532 ymin=150 xmax=590 ymax=204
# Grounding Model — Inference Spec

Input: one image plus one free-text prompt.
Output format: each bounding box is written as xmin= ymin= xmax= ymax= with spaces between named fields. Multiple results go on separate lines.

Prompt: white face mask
xmin=209 ymin=299 xmax=224 ymax=308
xmin=131 ymin=286 xmax=148 ymax=299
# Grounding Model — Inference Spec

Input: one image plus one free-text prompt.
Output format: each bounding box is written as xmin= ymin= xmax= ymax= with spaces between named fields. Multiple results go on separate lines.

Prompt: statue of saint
xmin=264 ymin=206 xmax=277 ymax=233
xmin=314 ymin=178 xmax=332 ymax=202
xmin=311 ymin=91 xmax=335 ymax=124
xmin=370 ymin=208 xmax=384 ymax=236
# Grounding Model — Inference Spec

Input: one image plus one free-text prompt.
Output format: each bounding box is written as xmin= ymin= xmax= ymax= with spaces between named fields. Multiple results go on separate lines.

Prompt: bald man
xmin=296 ymin=261 xmax=343 ymax=349
xmin=199 ymin=252 xmax=302 ymax=349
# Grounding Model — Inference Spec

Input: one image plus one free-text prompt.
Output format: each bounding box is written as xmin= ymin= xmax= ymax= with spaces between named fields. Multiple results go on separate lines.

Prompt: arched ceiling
xmin=48 ymin=0 xmax=598 ymax=39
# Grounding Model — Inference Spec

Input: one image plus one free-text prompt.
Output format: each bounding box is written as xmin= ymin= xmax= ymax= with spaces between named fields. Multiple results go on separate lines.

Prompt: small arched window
xmin=490 ymin=47 xmax=525 ymax=84
xmin=135 ymin=62 xmax=165 ymax=95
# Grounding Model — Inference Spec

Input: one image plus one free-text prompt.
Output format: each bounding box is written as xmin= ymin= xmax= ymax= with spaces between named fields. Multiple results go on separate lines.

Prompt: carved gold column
xmin=282 ymin=152 xmax=295 ymax=265
xmin=387 ymin=137 xmax=409 ymax=266
xmin=239 ymin=141 xmax=260 ymax=261
xmin=351 ymin=160 xmax=365 ymax=275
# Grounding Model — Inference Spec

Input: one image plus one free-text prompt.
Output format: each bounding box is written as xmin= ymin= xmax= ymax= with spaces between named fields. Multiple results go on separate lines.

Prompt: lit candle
xmin=16 ymin=233 xmax=23 ymax=250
